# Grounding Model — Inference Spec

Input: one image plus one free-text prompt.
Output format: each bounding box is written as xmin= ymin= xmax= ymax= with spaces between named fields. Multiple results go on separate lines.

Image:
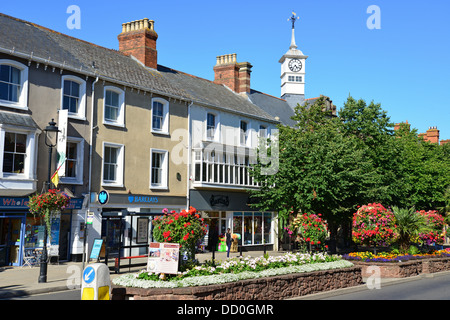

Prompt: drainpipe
xmin=88 ymin=76 xmax=99 ymax=211
xmin=186 ymin=101 xmax=193 ymax=210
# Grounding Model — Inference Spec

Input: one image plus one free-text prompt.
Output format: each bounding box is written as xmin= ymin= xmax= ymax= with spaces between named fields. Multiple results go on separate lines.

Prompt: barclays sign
xmin=128 ymin=195 xmax=158 ymax=204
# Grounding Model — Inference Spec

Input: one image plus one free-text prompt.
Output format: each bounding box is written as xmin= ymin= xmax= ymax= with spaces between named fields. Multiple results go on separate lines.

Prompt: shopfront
xmin=0 ymin=196 xmax=83 ymax=266
xmin=95 ymin=192 xmax=187 ymax=259
xmin=189 ymin=190 xmax=275 ymax=252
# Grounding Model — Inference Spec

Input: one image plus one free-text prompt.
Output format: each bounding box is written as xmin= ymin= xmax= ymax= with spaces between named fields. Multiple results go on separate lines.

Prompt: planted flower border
xmin=112 ymin=252 xmax=351 ymax=289
xmin=111 ymin=252 xmax=362 ymax=300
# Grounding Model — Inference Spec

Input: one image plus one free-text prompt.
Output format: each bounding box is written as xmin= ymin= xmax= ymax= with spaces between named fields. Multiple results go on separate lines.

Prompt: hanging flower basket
xmin=28 ymin=189 xmax=69 ymax=236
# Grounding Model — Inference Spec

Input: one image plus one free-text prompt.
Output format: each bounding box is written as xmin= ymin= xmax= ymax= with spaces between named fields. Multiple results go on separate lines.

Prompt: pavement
xmin=0 ymin=250 xmax=286 ymax=299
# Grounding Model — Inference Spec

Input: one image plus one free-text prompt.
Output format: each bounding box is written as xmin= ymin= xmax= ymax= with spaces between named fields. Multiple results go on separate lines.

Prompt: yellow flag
xmin=51 ymin=170 xmax=60 ymax=187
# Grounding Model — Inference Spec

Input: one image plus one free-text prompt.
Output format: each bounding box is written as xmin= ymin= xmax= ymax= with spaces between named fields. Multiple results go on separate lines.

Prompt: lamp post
xmin=39 ymin=119 xmax=59 ymax=283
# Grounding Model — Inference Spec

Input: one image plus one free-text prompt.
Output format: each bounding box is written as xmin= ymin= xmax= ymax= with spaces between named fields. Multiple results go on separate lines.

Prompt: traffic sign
xmin=83 ymin=266 xmax=95 ymax=284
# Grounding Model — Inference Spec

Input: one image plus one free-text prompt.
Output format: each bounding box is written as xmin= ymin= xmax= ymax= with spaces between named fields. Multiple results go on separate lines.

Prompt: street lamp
xmin=39 ymin=119 xmax=59 ymax=283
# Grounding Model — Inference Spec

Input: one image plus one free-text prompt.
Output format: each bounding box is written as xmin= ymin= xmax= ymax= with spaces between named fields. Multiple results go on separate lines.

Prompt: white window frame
xmin=150 ymin=148 xmax=169 ymax=190
xmin=101 ymin=142 xmax=124 ymax=187
xmin=0 ymin=125 xmax=39 ymax=193
xmin=240 ymin=120 xmax=251 ymax=147
xmin=206 ymin=111 xmax=220 ymax=142
xmin=61 ymin=75 xmax=86 ymax=120
xmin=151 ymin=97 xmax=169 ymax=135
xmin=60 ymin=136 xmax=84 ymax=185
xmin=103 ymin=86 xmax=125 ymax=127
xmin=0 ymin=59 xmax=29 ymax=110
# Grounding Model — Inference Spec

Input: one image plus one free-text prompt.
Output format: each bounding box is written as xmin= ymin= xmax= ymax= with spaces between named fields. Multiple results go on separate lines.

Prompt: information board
xmin=90 ymin=239 xmax=103 ymax=260
xmin=147 ymin=242 xmax=180 ymax=274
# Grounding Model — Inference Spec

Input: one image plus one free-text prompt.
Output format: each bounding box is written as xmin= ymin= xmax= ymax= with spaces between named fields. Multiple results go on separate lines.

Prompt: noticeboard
xmin=90 ymin=239 xmax=104 ymax=260
xmin=147 ymin=242 xmax=180 ymax=275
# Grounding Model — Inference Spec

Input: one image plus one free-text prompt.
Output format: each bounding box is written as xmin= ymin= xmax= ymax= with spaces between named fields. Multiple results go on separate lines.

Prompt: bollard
xmin=81 ymin=263 xmax=111 ymax=300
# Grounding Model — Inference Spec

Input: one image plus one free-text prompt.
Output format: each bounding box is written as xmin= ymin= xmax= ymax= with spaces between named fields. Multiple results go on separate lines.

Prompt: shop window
xmin=232 ymin=212 xmax=273 ymax=246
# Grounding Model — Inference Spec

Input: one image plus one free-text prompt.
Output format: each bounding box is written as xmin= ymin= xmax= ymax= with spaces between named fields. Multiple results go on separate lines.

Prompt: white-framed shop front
xmin=91 ymin=192 xmax=187 ymax=260
xmin=189 ymin=190 xmax=276 ymax=252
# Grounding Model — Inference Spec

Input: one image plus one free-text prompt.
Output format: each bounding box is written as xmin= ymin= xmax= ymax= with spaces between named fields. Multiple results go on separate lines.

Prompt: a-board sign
xmin=147 ymin=242 xmax=180 ymax=275
xmin=90 ymin=239 xmax=103 ymax=260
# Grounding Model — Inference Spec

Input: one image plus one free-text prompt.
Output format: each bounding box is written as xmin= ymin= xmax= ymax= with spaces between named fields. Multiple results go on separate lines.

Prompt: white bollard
xmin=81 ymin=263 xmax=111 ymax=300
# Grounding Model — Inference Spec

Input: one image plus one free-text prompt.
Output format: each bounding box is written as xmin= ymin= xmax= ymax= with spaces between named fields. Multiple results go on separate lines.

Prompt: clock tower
xmin=279 ymin=12 xmax=308 ymax=109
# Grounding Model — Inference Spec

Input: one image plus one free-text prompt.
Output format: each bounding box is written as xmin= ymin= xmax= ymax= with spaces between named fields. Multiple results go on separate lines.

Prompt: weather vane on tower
xmin=288 ymin=11 xmax=299 ymax=29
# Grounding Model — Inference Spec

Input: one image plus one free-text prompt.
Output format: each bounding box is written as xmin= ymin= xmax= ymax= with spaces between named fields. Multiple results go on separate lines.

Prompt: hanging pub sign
xmin=147 ymin=242 xmax=180 ymax=275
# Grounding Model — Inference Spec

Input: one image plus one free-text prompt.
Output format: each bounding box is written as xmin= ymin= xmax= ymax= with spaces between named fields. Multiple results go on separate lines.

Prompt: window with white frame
xmin=2 ymin=132 xmax=27 ymax=174
xmin=259 ymin=125 xmax=267 ymax=139
xmin=61 ymin=137 xmax=84 ymax=184
xmin=102 ymin=142 xmax=124 ymax=187
xmin=0 ymin=125 xmax=39 ymax=194
xmin=104 ymin=86 xmax=125 ymax=126
xmin=151 ymin=98 xmax=169 ymax=134
xmin=193 ymin=149 xmax=258 ymax=188
xmin=61 ymin=75 xmax=86 ymax=120
xmin=206 ymin=112 xmax=219 ymax=141
xmin=240 ymin=120 xmax=249 ymax=146
xmin=0 ymin=60 xmax=29 ymax=110
xmin=150 ymin=149 xmax=168 ymax=189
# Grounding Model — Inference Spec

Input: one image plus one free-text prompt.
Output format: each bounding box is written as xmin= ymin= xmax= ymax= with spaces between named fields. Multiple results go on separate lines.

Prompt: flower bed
xmin=111 ymin=252 xmax=363 ymax=300
xmin=343 ymin=249 xmax=450 ymax=279
xmin=343 ymin=249 xmax=450 ymax=263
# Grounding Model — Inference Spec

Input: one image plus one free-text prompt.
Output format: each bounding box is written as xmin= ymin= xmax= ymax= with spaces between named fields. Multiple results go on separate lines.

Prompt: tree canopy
xmin=250 ymin=95 xmax=450 ymax=242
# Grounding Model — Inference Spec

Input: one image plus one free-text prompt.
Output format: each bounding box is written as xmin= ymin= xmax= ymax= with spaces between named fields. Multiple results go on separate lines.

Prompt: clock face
xmin=288 ymin=59 xmax=302 ymax=72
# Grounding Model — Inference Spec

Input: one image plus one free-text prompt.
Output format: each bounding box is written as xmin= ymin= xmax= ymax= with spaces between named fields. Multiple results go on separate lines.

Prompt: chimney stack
xmin=118 ymin=18 xmax=158 ymax=69
xmin=214 ymin=54 xmax=252 ymax=95
xmin=425 ymin=126 xmax=440 ymax=144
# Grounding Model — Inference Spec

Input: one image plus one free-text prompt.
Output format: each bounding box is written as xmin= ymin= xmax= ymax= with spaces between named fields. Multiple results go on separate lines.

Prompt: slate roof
xmin=247 ymin=90 xmax=296 ymax=127
xmin=0 ymin=110 xmax=40 ymax=129
xmin=0 ymin=13 xmax=279 ymax=123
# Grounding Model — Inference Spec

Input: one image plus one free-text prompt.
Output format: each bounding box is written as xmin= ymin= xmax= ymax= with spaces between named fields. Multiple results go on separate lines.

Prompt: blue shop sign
xmin=0 ymin=197 xmax=84 ymax=210
xmin=128 ymin=195 xmax=158 ymax=204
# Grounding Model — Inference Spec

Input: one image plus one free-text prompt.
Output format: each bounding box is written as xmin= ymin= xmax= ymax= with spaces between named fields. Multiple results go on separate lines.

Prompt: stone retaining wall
xmin=111 ymin=266 xmax=363 ymax=300
xmin=355 ymin=257 xmax=450 ymax=278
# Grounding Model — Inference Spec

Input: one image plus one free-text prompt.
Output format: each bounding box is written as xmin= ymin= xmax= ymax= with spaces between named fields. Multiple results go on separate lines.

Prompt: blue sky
xmin=2 ymin=0 xmax=449 ymax=140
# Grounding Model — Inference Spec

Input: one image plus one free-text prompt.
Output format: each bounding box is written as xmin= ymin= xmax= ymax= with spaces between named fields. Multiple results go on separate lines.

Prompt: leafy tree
xmin=250 ymin=97 xmax=381 ymax=245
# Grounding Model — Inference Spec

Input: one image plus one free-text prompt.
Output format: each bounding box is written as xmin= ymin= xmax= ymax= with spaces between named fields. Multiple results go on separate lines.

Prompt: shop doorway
xmin=0 ymin=217 xmax=24 ymax=266
xmin=101 ymin=216 xmax=125 ymax=260
xmin=204 ymin=211 xmax=228 ymax=252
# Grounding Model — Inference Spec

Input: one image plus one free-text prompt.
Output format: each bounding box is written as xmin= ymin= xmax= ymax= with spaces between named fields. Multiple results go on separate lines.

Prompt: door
xmin=102 ymin=217 xmax=124 ymax=259
xmin=0 ymin=218 xmax=23 ymax=266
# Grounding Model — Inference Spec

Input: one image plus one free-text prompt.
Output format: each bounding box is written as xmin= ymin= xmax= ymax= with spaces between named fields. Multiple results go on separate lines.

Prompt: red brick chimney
xmin=118 ymin=18 xmax=158 ymax=69
xmin=214 ymin=54 xmax=252 ymax=94
xmin=424 ymin=126 xmax=440 ymax=144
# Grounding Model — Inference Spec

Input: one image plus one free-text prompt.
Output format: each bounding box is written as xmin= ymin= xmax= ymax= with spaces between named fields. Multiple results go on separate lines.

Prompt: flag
xmin=51 ymin=170 xmax=60 ymax=187
xmin=51 ymin=155 xmax=66 ymax=188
